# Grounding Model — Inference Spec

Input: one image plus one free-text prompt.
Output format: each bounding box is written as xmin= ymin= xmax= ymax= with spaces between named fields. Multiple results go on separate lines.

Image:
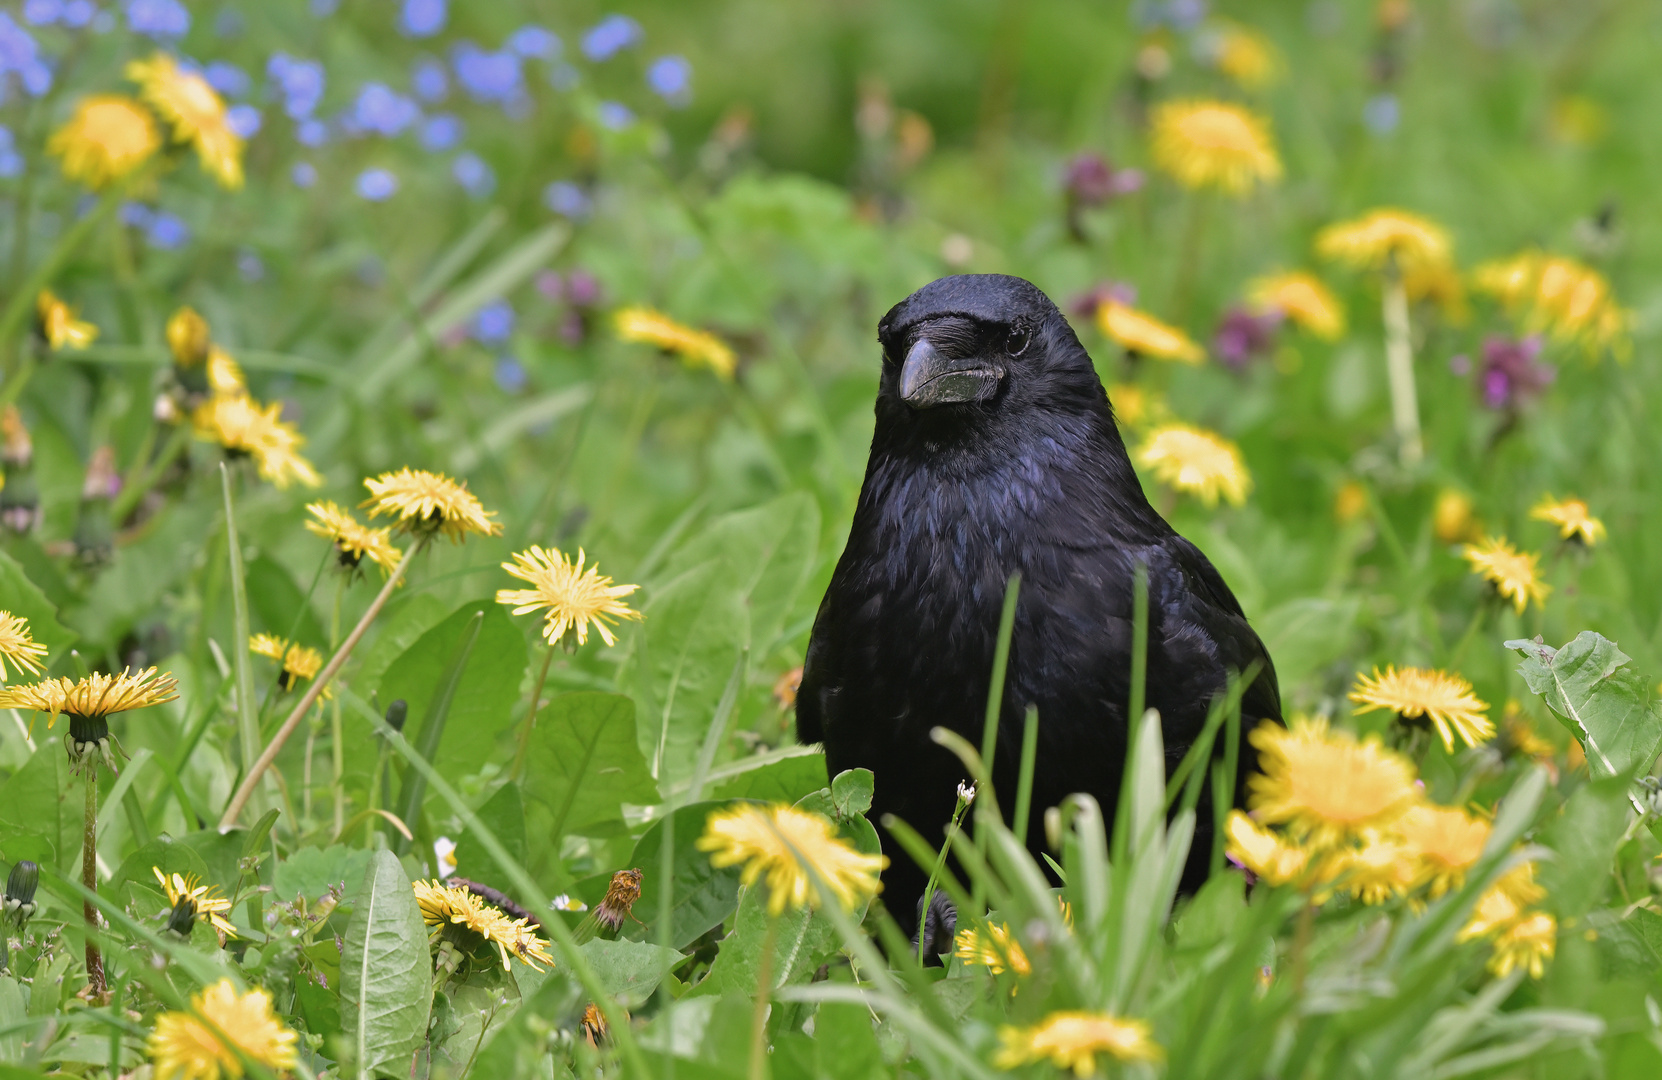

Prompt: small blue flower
xmin=0 ymin=14 xmax=53 ymax=97
xmin=226 ymin=104 xmax=261 ymax=138
xmin=493 ymin=356 xmax=527 ymax=393
xmin=22 ymin=0 xmax=61 ymax=27
xmin=543 ymin=181 xmax=591 ymax=219
xmin=452 ymin=151 xmax=495 ymax=198
xmin=125 ymin=0 xmax=188 ymax=38
xmin=508 ymin=25 xmax=560 ymax=59
xmin=0 ymin=125 xmax=21 ymax=178
xmin=411 ymin=57 xmax=447 ymax=102
xmin=398 ymin=0 xmax=445 ymax=38
xmin=237 ymin=249 xmax=265 ymax=281
xmin=348 ymin=82 xmax=420 ymax=137
xmin=356 ymin=167 xmax=399 ymax=201
xmin=472 ymin=300 xmax=514 ymax=344
xmin=61 ymin=0 xmax=95 ymax=27
xmin=147 ymin=212 xmax=190 ymax=250
xmin=120 ymin=201 xmax=153 ymax=228
xmin=268 ymin=54 xmax=325 ymax=119
xmin=646 ymin=55 xmax=691 ymax=104
xmin=291 ymin=161 xmax=318 ymax=188
xmin=596 ymin=101 xmax=634 ymax=130
xmin=1363 ymin=93 xmax=1400 ymax=135
xmin=451 ymin=42 xmax=523 ymax=105
xmin=420 ymin=113 xmax=462 ymax=151
xmin=205 ymin=60 xmax=250 ymax=97
xmin=581 ymin=14 xmax=641 ymax=61
xmin=296 ymin=118 xmax=329 ymax=146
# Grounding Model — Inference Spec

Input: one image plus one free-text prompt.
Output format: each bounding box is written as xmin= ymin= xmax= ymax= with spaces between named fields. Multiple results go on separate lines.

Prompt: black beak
xmin=899 ymin=337 xmax=1002 ymax=409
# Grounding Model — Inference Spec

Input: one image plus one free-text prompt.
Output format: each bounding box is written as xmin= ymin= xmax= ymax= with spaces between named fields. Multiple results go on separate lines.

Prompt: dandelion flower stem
xmin=1381 ymin=261 xmax=1422 ymax=466
xmin=82 ymin=763 xmax=106 ymax=998
xmin=509 ymin=642 xmax=558 ymax=783
xmin=220 ymin=540 xmax=423 ymax=828
xmin=749 ymin=913 xmax=780 ymax=1080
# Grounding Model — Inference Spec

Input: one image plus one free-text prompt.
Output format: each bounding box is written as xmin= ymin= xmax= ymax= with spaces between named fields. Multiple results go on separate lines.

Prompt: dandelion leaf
xmin=1509 ymin=632 xmax=1662 ymax=779
xmin=340 ymin=850 xmax=430 ymax=1078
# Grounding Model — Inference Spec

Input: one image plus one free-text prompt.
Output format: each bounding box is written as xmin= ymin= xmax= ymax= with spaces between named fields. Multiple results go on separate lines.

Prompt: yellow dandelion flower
xmin=147 ymin=979 xmax=297 ymax=1080
xmin=126 ymin=52 xmax=244 ymax=189
xmin=1316 ymin=208 xmax=1452 ymax=274
xmin=1333 ymin=479 xmax=1368 ymax=525
xmin=614 ymin=306 xmax=737 ymax=379
xmin=1433 ymin=489 xmax=1479 ymax=544
xmin=1247 ymin=271 xmax=1345 ymax=340
xmin=153 ymin=867 xmax=237 ymax=942
xmin=994 ymin=1012 xmax=1163 ymax=1075
xmin=361 ymin=467 xmax=501 ymax=543
xmin=1488 ymin=911 xmax=1556 ymax=979
xmin=248 ymin=634 xmax=327 ymax=695
xmin=1246 ymin=717 xmax=1419 ymax=847
xmin=48 ymin=94 xmax=160 ymax=189
xmin=207 ymin=347 xmax=245 ymax=397
xmin=35 ymin=290 xmax=98 ymax=352
xmin=1395 ymin=803 xmax=1489 ymax=898
xmin=496 ymin=546 xmax=642 ymax=649
xmin=696 ymin=803 xmax=886 ymax=916
xmin=304 ymin=500 xmax=404 ymax=576
xmin=414 ymin=880 xmax=553 ymax=972
xmin=1458 ymin=861 xmax=1546 ymax=940
xmin=166 ymin=306 xmax=211 ymax=366
xmin=955 ymin=921 xmax=1031 ymax=976
xmin=191 ymin=395 xmax=322 ymax=490
xmin=1213 ymin=22 xmax=1280 ymax=89
xmin=1136 ymin=423 xmax=1251 ymax=507
xmin=1404 ymin=260 xmax=1469 ymax=322
xmin=1530 ymin=495 xmax=1605 ymax=547
xmin=1349 ymin=665 xmax=1493 ymax=752
xmin=1499 ymin=701 xmax=1555 ymax=763
xmin=1108 ymin=382 xmax=1163 ymax=428
xmin=1224 ymin=810 xmax=1311 ymax=887
xmin=1473 ymin=251 xmax=1630 ymax=359
xmin=0 ymin=667 xmax=178 ymax=728
xmin=1324 ymin=832 xmax=1418 ymax=905
xmin=1096 ymin=300 xmax=1205 ymax=363
xmin=0 ymin=612 xmax=49 ymax=681
xmin=1149 ymin=99 xmax=1281 ymax=195
xmin=1462 ymin=536 xmax=1550 ymax=614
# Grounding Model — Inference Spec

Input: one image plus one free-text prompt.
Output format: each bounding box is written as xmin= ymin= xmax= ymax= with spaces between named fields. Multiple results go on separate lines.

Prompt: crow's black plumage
xmin=796 ymin=274 xmax=1280 ymax=932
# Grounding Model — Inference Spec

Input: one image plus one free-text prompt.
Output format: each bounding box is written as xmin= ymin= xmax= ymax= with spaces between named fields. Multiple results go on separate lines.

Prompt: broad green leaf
xmin=579 ymin=938 xmax=684 ymax=1006
xmin=394 ymin=609 xmax=484 ymax=842
xmin=773 ymin=1002 xmax=887 ymax=1080
xmin=244 ymin=553 xmax=328 ymax=649
xmin=706 ymin=751 xmax=828 ymax=804
xmin=0 ymin=744 xmax=81 ymax=873
xmin=295 ymin=979 xmax=342 ymax=1039
xmin=1539 ymin=774 xmax=1632 ymax=918
xmin=275 ymin=844 xmax=374 ymax=903
xmin=619 ymin=800 xmax=750 ymax=950
xmin=108 ymin=835 xmax=211 ymax=907
xmin=340 ymin=850 xmax=431 ymax=1079
xmin=1255 ymin=596 xmax=1360 ymax=693
xmin=354 ymin=593 xmax=450 ymax=698
xmin=0 ymin=547 xmax=75 ymax=659
xmin=376 ymin=600 xmax=526 ymax=789
xmin=830 ymin=767 xmax=874 ymax=821
xmin=522 ymin=692 xmax=657 ymax=846
xmin=0 ymin=976 xmax=26 ymax=1062
xmin=1510 ymin=632 xmax=1662 ymax=779
xmin=177 ymin=827 xmax=252 ymax=894
xmin=453 ymin=782 xmax=527 ymax=891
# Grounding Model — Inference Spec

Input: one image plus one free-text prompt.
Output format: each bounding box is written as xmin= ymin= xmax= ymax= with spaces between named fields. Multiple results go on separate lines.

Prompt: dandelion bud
xmin=580 ymin=1002 xmax=611 ymax=1046
xmin=166 ymin=307 xmax=211 ymax=368
xmin=4 ymin=860 xmax=39 ymax=922
xmin=594 ymin=868 xmax=644 ymax=936
xmin=164 ymin=896 xmax=198 ymax=938
xmin=385 ymin=699 xmax=408 ymax=732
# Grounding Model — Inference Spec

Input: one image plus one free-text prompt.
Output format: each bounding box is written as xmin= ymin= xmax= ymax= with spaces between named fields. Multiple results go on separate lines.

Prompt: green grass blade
xmin=220 ymin=465 xmax=261 ymax=798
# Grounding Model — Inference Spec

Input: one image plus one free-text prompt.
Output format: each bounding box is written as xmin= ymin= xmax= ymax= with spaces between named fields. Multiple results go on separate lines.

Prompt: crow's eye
xmin=1007 ymin=326 xmax=1031 ymax=356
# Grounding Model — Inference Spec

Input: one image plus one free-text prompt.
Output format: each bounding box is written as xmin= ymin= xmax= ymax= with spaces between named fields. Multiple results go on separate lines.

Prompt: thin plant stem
xmin=749 ymin=914 xmax=780 ymax=1080
xmin=1381 ymin=262 xmax=1423 ymax=466
xmin=220 ymin=542 xmax=423 ymax=828
xmin=330 ymin=576 xmax=346 ymax=838
xmin=82 ymin=763 xmax=106 ymax=998
xmin=510 ymin=641 xmax=557 ymax=782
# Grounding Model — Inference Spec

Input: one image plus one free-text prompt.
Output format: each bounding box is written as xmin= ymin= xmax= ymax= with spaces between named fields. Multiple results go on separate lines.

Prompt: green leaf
xmin=578 ymin=938 xmax=684 ymax=1007
xmin=376 ymin=600 xmax=526 ymax=792
xmin=295 ymin=978 xmax=342 ymax=1039
xmin=244 ymin=554 xmax=328 ymax=648
xmin=394 ymin=609 xmax=485 ymax=844
xmin=108 ymin=835 xmax=211 ymax=906
xmin=1509 ymin=632 xmax=1662 ymax=779
xmin=0 ymin=744 xmax=80 ymax=873
xmin=453 ymin=782 xmax=527 ymax=891
xmin=706 ymin=752 xmax=828 ymax=804
xmin=340 ymin=850 xmax=431 ymax=1080
xmin=0 ymin=977 xmax=26 ymax=1063
xmin=773 ymin=1002 xmax=886 ymax=1080
xmin=830 ymin=767 xmax=874 ymax=821
xmin=620 ymin=800 xmax=749 ymax=950
xmin=0 ymin=547 xmax=75 ymax=659
xmin=1538 ymin=774 xmax=1632 ymax=918
xmin=1255 ymin=596 xmax=1360 ymax=694
xmin=521 ymin=692 xmax=657 ymax=846
xmin=274 ymin=844 xmax=374 ymax=903
xmin=177 ymin=827 xmax=252 ymax=894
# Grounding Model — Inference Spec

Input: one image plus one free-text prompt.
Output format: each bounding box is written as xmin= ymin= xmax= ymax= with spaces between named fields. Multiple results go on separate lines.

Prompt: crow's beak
xmin=899 ymin=338 xmax=1001 ymax=409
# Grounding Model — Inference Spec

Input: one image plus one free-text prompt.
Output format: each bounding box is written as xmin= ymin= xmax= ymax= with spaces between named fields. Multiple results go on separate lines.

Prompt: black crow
xmin=796 ymin=274 xmax=1280 ymax=933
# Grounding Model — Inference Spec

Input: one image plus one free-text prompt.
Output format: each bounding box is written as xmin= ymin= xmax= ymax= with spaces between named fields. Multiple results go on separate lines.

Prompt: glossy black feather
xmin=797 ymin=274 xmax=1281 ymax=931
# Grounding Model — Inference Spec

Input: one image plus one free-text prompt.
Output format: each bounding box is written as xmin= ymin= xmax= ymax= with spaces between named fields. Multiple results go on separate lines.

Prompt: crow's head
xmin=875 ymin=275 xmax=1107 ymax=443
